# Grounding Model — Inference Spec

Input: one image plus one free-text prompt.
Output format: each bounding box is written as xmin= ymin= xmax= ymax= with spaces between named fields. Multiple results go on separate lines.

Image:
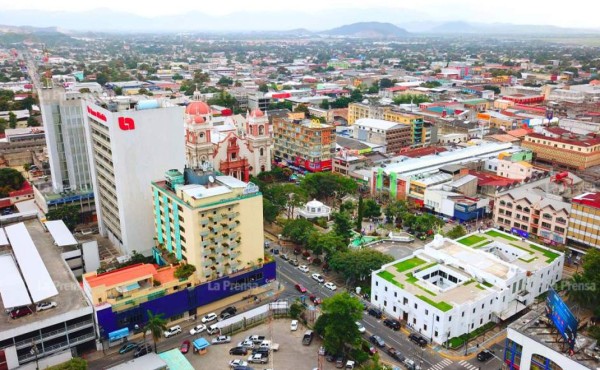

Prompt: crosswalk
xmin=458 ymin=360 xmax=480 ymax=370
xmin=427 ymin=358 xmax=452 ymax=370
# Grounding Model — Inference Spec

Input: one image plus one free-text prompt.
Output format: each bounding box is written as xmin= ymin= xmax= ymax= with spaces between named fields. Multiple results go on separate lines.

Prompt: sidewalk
xmin=434 ymin=323 xmax=507 ymax=361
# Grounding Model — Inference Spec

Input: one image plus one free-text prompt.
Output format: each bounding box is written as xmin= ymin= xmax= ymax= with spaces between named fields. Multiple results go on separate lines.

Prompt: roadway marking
xmin=458 ymin=360 xmax=480 ymax=370
xmin=427 ymin=358 xmax=452 ymax=370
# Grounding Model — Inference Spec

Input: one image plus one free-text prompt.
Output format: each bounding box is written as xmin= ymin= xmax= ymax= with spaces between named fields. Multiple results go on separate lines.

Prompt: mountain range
xmin=0 ymin=8 xmax=598 ymax=35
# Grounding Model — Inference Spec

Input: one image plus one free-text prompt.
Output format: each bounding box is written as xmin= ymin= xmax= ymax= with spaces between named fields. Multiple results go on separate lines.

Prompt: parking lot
xmin=184 ymin=319 xmax=340 ymax=370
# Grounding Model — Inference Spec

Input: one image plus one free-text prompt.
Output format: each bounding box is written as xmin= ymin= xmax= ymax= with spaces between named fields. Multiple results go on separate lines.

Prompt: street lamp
xmin=30 ymin=340 xmax=39 ymax=370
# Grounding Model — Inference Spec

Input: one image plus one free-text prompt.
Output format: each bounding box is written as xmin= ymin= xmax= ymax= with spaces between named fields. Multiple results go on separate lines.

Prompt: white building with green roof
xmin=370 ymin=229 xmax=563 ymax=346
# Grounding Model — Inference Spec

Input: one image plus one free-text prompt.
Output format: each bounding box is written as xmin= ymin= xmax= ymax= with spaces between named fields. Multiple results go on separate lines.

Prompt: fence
xmin=217 ymin=302 xmax=289 ymax=336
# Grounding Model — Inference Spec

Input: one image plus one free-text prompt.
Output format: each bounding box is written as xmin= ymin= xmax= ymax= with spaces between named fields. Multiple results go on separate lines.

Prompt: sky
xmin=0 ymin=0 xmax=596 ymax=29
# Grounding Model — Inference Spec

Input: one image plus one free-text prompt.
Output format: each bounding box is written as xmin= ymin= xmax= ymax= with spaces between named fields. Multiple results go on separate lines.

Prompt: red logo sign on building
xmin=87 ymin=106 xmax=107 ymax=122
xmin=118 ymin=117 xmax=135 ymax=131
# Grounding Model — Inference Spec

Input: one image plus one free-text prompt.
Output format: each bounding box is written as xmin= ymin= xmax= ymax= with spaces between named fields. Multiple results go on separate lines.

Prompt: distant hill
xmin=423 ymin=21 xmax=600 ymax=34
xmin=429 ymin=21 xmax=479 ymax=34
xmin=321 ymin=22 xmax=410 ymax=38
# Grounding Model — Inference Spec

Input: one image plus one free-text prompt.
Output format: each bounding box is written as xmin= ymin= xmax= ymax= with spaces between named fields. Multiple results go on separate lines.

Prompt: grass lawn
xmin=394 ymin=257 xmax=426 ymax=273
xmin=457 ymin=234 xmax=487 ymax=246
xmin=377 ymin=271 xmax=404 ymax=288
xmin=483 ymin=281 xmax=493 ymax=288
xmin=406 ymin=273 xmax=437 ymax=296
xmin=486 ymin=230 xmax=518 ymax=241
xmin=416 ymin=295 xmax=453 ymax=312
xmin=464 ymin=279 xmax=475 ymax=285
xmin=529 ymin=244 xmax=561 ymax=263
xmin=473 ymin=240 xmax=493 ymax=249
xmin=476 ymin=284 xmax=486 ymax=290
xmin=518 ymin=256 xmax=538 ymax=263
xmin=510 ymin=243 xmax=535 ymax=255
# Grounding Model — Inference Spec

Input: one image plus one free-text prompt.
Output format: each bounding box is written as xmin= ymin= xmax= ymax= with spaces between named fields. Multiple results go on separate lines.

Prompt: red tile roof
xmin=399 ymin=146 xmax=447 ymax=158
xmin=468 ymin=170 xmax=520 ymax=187
xmin=527 ymin=133 xmax=600 ymax=147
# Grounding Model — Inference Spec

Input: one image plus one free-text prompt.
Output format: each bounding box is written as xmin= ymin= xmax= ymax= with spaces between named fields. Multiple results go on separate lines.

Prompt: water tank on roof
xmin=136 ymin=100 xmax=159 ymax=110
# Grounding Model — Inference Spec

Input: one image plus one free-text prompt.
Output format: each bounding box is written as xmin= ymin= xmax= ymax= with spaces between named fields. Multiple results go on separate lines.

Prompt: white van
xmin=164 ymin=325 xmax=182 ymax=338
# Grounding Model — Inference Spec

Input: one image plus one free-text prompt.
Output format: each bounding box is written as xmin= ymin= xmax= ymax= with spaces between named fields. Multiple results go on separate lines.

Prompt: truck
xmin=302 ymin=330 xmax=313 ymax=345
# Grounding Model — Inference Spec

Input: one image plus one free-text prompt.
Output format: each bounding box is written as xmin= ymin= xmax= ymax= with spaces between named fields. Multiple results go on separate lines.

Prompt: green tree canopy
xmin=282 ymin=218 xmax=316 ymax=246
xmin=174 ymin=264 xmax=196 ymax=280
xmin=46 ymin=205 xmax=80 ymax=231
xmin=300 ymin=172 xmax=357 ymax=202
xmin=446 ymin=225 xmax=467 ymax=239
xmin=333 ymin=212 xmax=354 ymax=243
xmin=362 ymin=199 xmax=381 ymax=219
xmin=314 ymin=292 xmax=363 ymax=355
xmin=258 ymin=83 xmax=269 ymax=93
xmin=0 ymin=167 xmax=25 ymax=197
xmin=8 ymin=111 xmax=17 ymax=129
xmin=330 ymin=248 xmax=394 ymax=285
xmin=483 ymin=85 xmax=501 ymax=94
xmin=379 ymin=78 xmax=394 ymax=88
xmin=393 ymin=94 xmax=431 ymax=105
xmin=47 ymin=358 xmax=87 ymax=370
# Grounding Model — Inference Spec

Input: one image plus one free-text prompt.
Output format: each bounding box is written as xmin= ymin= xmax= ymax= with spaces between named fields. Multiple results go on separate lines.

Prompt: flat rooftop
xmin=0 ymin=220 xmax=91 ymax=337
xmin=510 ymin=308 xmax=599 ymax=369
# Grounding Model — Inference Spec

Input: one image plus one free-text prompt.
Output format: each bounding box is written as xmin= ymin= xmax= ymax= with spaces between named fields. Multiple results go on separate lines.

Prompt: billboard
xmin=546 ymin=288 xmax=578 ymax=349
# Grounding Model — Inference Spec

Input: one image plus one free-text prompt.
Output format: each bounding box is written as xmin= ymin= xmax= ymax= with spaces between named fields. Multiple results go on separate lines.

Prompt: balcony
xmin=18 ymin=333 xmax=95 ymax=363
xmin=227 ymin=211 xmax=240 ymax=219
xmin=13 ymin=320 xmax=95 ymax=350
xmin=200 ymin=219 xmax=209 ymax=226
xmin=200 ymin=230 xmax=209 ymax=237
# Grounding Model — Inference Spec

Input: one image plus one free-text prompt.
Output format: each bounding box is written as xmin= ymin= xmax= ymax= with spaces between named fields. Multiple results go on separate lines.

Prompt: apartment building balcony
xmin=12 ymin=319 xmax=95 ymax=351
xmin=18 ymin=332 xmax=95 ymax=364
xmin=208 ymin=215 xmax=223 ymax=223
xmin=200 ymin=230 xmax=209 ymax=237
xmin=200 ymin=219 xmax=209 ymax=226
xmin=229 ymin=232 xmax=240 ymax=240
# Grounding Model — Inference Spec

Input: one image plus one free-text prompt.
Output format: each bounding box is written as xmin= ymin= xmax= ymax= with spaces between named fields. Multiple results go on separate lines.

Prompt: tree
xmin=329 ymin=249 xmax=394 ymax=285
xmin=258 ymin=83 xmax=269 ymax=93
xmin=314 ymin=293 xmax=363 ymax=356
xmin=339 ymin=200 xmax=355 ymax=215
xmin=47 ymin=358 xmax=87 ymax=370
xmin=329 ymin=97 xmax=353 ymax=109
xmin=27 ymin=116 xmax=40 ymax=127
xmin=8 ymin=111 xmax=16 ymax=129
xmin=446 ymin=225 xmax=467 ymax=239
xmin=144 ymin=310 xmax=167 ymax=353
xmin=350 ymin=89 xmax=363 ymax=102
xmin=319 ymin=100 xmax=330 ymax=110
xmin=263 ymin=198 xmax=280 ymax=223
xmin=356 ymin=196 xmax=364 ymax=232
xmin=333 ymin=212 xmax=354 ymax=243
xmin=174 ymin=264 xmax=196 ymax=280
xmin=207 ymin=90 xmax=237 ymax=110
xmin=0 ymin=167 xmax=25 ymax=197
xmin=0 ymin=118 xmax=6 ymax=134
xmin=217 ymin=76 xmax=233 ymax=86
xmin=46 ymin=205 xmax=80 ymax=231
xmin=379 ymin=78 xmax=394 ymax=88
xmin=300 ymin=172 xmax=357 ymax=202
xmin=420 ymin=81 xmax=442 ymax=88
xmin=483 ymin=85 xmax=501 ymax=94
xmin=317 ymin=232 xmax=347 ymax=256
xmin=290 ymin=301 xmax=305 ymax=319
xmin=363 ymin=199 xmax=381 ymax=219
xmin=293 ymin=104 xmax=309 ymax=116
xmin=282 ymin=218 xmax=316 ymax=246
xmin=384 ymin=200 xmax=409 ymax=224
xmin=393 ymin=94 xmax=431 ymax=105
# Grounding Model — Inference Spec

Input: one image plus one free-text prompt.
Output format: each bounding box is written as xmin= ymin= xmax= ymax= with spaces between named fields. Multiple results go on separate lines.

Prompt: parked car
xmin=180 ymin=340 xmax=190 ymax=354
xmin=356 ymin=322 xmax=366 ymax=333
xmin=247 ymin=353 xmax=268 ymax=364
xmin=220 ymin=306 xmax=238 ymax=316
xmin=290 ymin=319 xmax=299 ymax=331
xmin=311 ymin=273 xmax=324 ymax=283
xmin=251 ymin=347 xmax=270 ymax=356
xmin=133 ymin=344 xmax=152 ymax=358
xmin=247 ymin=335 xmax=266 ymax=344
xmin=298 ymin=265 xmax=309 ymax=273
xmin=335 ymin=355 xmax=345 ymax=368
xmin=9 ymin=307 xmax=33 ymax=319
xmin=369 ymin=335 xmax=386 ymax=348
xmin=288 ymin=259 xmax=299 ymax=266
xmin=201 ymin=312 xmax=218 ymax=323
xmin=324 ymin=282 xmax=337 ymax=291
xmin=237 ymin=339 xmax=255 ymax=348
xmin=367 ymin=308 xmax=382 ymax=319
xmin=229 ymin=359 xmax=249 ymax=368
xmin=387 ymin=347 xmax=406 ymax=362
xmin=118 ymin=342 xmax=139 ymax=354
xmin=189 ymin=324 xmax=206 ymax=335
xmin=408 ymin=333 xmax=428 ymax=347
xmin=309 ymin=294 xmax=322 ymax=305
xmin=219 ymin=312 xmax=233 ymax=321
xmin=36 ymin=301 xmax=57 ymax=311
xmin=362 ymin=341 xmax=377 ymax=355
xmin=164 ymin=325 xmax=182 ymax=338
xmin=295 ymin=284 xmax=307 ymax=293
xmin=229 ymin=347 xmax=248 ymax=355
xmin=212 ymin=335 xmax=232 ymax=344
xmin=280 ymin=254 xmax=289 ymax=261
xmin=383 ymin=318 xmax=401 ymax=331
xmin=477 ymin=349 xmax=494 ymax=362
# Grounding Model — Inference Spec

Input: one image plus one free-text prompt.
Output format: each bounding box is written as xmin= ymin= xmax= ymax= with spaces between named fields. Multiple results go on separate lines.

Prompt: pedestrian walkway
xmin=458 ymin=360 xmax=480 ymax=370
xmin=426 ymin=358 xmax=452 ymax=370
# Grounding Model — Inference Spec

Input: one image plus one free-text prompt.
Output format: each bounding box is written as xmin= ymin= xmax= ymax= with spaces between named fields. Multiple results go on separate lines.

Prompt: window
xmin=414 ymin=303 xmax=418 ymax=309
xmin=449 ymin=316 xmax=452 ymax=322
xmin=403 ymin=298 xmax=408 ymax=305
xmin=425 ymin=309 xmax=429 ymax=315
xmin=423 ymin=324 xmax=427 ymax=331
xmin=260 ymin=148 xmax=264 ymax=156
xmin=394 ymin=292 xmax=397 ymax=297
xmin=375 ymin=295 xmax=378 ymax=301
xmin=436 ymin=315 xmax=439 ymax=322
xmin=384 ymin=300 xmax=387 ymax=307
xmin=385 ymin=287 xmax=387 ymax=292
xmin=393 ymin=306 xmax=397 ymax=312
xmin=461 ymin=312 xmax=465 ymax=317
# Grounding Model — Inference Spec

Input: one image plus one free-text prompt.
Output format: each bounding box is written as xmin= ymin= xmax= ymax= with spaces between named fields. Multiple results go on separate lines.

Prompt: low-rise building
xmin=371 ymin=230 xmax=563 ymax=346
xmin=522 ymin=128 xmax=600 ymax=169
xmin=353 ymin=118 xmax=412 ymax=155
xmin=568 ymin=192 xmax=600 ymax=249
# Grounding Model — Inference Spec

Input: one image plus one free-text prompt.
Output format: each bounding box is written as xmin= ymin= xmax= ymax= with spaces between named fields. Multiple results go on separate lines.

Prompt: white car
xmin=189 ymin=324 xmax=206 ymax=335
xmin=290 ymin=319 xmax=298 ymax=331
xmin=311 ymin=273 xmax=324 ymax=283
xmin=201 ymin=312 xmax=218 ymax=323
xmin=211 ymin=335 xmax=231 ymax=344
xmin=163 ymin=325 xmax=182 ymax=338
xmin=324 ymin=282 xmax=337 ymax=291
xmin=237 ymin=339 xmax=255 ymax=348
xmin=248 ymin=353 xmax=268 ymax=364
xmin=229 ymin=359 xmax=248 ymax=368
xmin=298 ymin=265 xmax=309 ymax=273
xmin=356 ymin=321 xmax=366 ymax=333
xmin=36 ymin=301 xmax=57 ymax=311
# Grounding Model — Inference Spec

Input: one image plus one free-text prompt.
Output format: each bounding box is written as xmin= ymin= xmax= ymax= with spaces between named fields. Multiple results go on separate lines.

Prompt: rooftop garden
xmin=394 ymin=257 xmax=426 ymax=273
xmin=457 ymin=234 xmax=487 ymax=246
xmin=529 ymin=244 xmax=561 ymax=263
xmin=485 ymin=230 xmax=518 ymax=241
xmin=416 ymin=294 xmax=453 ymax=312
xmin=378 ymin=270 xmax=404 ymax=288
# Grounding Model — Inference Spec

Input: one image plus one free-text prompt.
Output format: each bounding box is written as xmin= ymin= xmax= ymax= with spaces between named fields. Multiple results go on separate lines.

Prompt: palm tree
xmin=144 ymin=310 xmax=167 ymax=353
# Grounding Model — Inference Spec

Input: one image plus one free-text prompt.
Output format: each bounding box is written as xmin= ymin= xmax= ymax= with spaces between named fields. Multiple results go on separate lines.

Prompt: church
xmin=184 ymin=94 xmax=272 ymax=181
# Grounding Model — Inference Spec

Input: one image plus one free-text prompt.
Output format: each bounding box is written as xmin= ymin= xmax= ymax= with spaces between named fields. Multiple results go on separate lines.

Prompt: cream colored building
xmin=151 ymin=169 xmax=264 ymax=282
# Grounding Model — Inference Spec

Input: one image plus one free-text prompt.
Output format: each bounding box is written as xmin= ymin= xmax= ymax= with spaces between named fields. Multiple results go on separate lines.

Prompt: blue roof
xmin=193 ymin=337 xmax=210 ymax=350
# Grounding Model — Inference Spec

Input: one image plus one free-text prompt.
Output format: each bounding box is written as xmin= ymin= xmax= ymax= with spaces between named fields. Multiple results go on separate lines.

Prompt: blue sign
xmin=108 ymin=327 xmax=129 ymax=342
xmin=546 ymin=288 xmax=578 ymax=349
xmin=546 ymin=110 xmax=554 ymax=120
xmin=511 ymin=228 xmax=529 ymax=239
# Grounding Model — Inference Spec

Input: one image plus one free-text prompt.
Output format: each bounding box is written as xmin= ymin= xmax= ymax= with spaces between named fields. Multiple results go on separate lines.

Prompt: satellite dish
xmin=208 ymin=176 xmax=215 ymax=183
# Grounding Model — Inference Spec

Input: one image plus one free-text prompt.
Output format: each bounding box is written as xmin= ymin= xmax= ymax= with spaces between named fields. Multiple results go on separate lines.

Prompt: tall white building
xmin=371 ymin=230 xmax=563 ymax=345
xmin=83 ymin=97 xmax=185 ymax=255
xmin=40 ymin=89 xmax=94 ymax=193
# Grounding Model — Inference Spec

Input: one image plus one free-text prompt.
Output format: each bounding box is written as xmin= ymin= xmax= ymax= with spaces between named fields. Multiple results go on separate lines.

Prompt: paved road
xmin=274 ymin=252 xmax=504 ymax=370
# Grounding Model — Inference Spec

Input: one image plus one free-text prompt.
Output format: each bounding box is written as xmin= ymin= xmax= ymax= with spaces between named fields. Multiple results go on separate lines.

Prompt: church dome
xmin=250 ymin=108 xmax=265 ymax=117
xmin=186 ymin=101 xmax=210 ymax=116
xmin=194 ymin=115 xmax=206 ymax=124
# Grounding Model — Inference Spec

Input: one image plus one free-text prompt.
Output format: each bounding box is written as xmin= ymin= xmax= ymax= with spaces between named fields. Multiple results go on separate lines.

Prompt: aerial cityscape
xmin=0 ymin=1 xmax=598 ymax=369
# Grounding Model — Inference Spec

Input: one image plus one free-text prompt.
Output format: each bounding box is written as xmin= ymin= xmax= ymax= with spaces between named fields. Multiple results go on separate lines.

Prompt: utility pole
xmin=464 ymin=325 xmax=470 ymax=356
xmin=30 ymin=340 xmax=39 ymax=370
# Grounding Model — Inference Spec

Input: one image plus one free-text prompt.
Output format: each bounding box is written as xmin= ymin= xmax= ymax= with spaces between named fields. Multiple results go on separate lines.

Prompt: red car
xmin=309 ymin=295 xmax=322 ymax=305
xmin=295 ymin=284 xmax=307 ymax=293
xmin=9 ymin=307 xmax=33 ymax=319
xmin=180 ymin=340 xmax=190 ymax=354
